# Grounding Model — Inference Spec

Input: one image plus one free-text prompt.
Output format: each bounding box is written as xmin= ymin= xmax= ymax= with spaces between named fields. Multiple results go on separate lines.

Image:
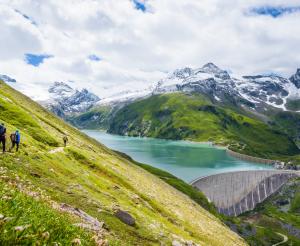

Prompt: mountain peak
xmin=202 ymin=62 xmax=220 ymax=70
xmin=289 ymin=68 xmax=300 ymax=88
xmin=0 ymin=74 xmax=17 ymax=83
xmin=44 ymin=82 xmax=100 ymax=116
xmin=48 ymin=81 xmax=75 ymax=99
xmin=172 ymin=67 xmax=193 ymax=79
xmin=200 ymin=63 xmax=230 ymax=80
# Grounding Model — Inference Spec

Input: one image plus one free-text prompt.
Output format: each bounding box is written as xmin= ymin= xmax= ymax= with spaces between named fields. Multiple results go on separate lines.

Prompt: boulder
xmin=114 ymin=209 xmax=135 ymax=226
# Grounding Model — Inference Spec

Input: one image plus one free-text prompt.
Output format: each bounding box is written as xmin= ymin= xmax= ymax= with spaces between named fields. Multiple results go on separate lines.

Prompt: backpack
xmin=0 ymin=125 xmax=4 ymax=136
xmin=15 ymin=132 xmax=21 ymax=143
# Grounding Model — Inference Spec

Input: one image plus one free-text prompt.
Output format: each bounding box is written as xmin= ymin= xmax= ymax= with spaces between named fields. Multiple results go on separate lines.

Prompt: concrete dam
xmin=191 ymin=170 xmax=300 ymax=216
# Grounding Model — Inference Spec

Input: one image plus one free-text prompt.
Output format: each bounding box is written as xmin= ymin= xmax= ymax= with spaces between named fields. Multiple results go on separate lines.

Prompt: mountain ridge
xmin=41 ymin=81 xmax=100 ymax=117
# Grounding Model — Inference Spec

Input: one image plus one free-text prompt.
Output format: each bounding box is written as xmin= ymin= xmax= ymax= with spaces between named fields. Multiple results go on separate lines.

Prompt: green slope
xmin=271 ymin=111 xmax=300 ymax=146
xmin=67 ymin=105 xmax=111 ymax=130
xmin=0 ymin=81 xmax=245 ymax=245
xmin=286 ymin=99 xmax=300 ymax=111
xmin=108 ymin=93 xmax=300 ymax=159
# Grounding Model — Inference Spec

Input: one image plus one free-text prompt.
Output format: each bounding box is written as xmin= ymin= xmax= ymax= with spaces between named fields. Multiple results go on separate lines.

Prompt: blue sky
xmin=251 ymin=6 xmax=300 ymax=18
xmin=0 ymin=0 xmax=300 ymax=100
xmin=132 ymin=0 xmax=147 ymax=12
xmin=25 ymin=54 xmax=53 ymax=67
xmin=88 ymin=54 xmax=101 ymax=62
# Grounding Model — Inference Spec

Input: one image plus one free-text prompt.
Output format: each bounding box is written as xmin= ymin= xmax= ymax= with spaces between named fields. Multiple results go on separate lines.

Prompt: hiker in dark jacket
xmin=0 ymin=123 xmax=6 ymax=153
xmin=9 ymin=130 xmax=21 ymax=152
xmin=63 ymin=135 xmax=68 ymax=147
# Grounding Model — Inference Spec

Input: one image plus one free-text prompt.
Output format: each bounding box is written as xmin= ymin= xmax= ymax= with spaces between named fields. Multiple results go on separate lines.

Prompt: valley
xmin=53 ymin=63 xmax=300 ymax=166
xmin=0 ymin=80 xmax=246 ymax=245
xmin=83 ymin=130 xmax=274 ymax=182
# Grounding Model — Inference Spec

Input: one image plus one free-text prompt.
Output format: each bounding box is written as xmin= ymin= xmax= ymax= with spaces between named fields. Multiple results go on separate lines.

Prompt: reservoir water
xmin=83 ymin=130 xmax=274 ymax=183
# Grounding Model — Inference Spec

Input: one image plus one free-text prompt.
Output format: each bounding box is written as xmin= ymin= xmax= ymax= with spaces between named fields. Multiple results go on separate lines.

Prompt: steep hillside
xmin=67 ymin=105 xmax=112 ymax=130
xmin=108 ymin=93 xmax=300 ymax=159
xmin=0 ymin=80 xmax=245 ymax=245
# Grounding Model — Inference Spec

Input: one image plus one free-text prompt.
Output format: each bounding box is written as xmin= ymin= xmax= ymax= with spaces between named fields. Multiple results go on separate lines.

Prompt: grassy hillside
xmin=0 ymin=80 xmax=245 ymax=245
xmin=67 ymin=105 xmax=111 ymax=130
xmin=271 ymin=111 xmax=300 ymax=146
xmin=286 ymin=99 xmax=300 ymax=111
xmin=108 ymin=93 xmax=300 ymax=159
xmin=113 ymin=150 xmax=217 ymax=216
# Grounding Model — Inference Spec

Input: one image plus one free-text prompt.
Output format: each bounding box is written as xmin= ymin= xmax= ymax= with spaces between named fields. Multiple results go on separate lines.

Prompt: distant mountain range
xmin=152 ymin=63 xmax=300 ymax=113
xmin=3 ymin=64 xmax=299 ymax=159
xmin=41 ymin=63 xmax=300 ymax=117
xmin=40 ymin=82 xmax=100 ymax=117
xmin=0 ymin=74 xmax=16 ymax=83
xmin=44 ymin=63 xmax=300 ymax=160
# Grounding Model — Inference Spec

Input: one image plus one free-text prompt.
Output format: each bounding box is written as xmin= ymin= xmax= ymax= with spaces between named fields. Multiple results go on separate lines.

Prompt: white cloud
xmin=0 ymin=0 xmax=300 ymax=100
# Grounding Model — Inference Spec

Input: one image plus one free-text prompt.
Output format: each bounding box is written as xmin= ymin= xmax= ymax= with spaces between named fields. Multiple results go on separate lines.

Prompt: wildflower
xmin=42 ymin=231 xmax=50 ymax=240
xmin=14 ymin=224 xmax=31 ymax=232
xmin=72 ymin=238 xmax=81 ymax=245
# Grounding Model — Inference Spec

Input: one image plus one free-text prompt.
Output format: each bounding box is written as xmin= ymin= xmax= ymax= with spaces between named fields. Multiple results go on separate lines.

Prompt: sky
xmin=1 ymin=0 xmax=300 ymax=100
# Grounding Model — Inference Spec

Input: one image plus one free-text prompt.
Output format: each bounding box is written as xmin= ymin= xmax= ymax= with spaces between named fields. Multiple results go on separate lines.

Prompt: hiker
xmin=0 ymin=123 xmax=6 ymax=153
xmin=10 ymin=130 xmax=21 ymax=152
xmin=63 ymin=135 xmax=68 ymax=147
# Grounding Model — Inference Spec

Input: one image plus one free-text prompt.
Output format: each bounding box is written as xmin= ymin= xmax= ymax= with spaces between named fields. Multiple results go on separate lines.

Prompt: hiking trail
xmin=49 ymin=147 xmax=64 ymax=154
xmin=272 ymin=232 xmax=288 ymax=246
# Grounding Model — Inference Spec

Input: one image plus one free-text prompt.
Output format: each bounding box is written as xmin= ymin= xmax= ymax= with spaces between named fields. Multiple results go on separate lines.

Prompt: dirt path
xmin=48 ymin=147 xmax=64 ymax=154
xmin=272 ymin=232 xmax=288 ymax=246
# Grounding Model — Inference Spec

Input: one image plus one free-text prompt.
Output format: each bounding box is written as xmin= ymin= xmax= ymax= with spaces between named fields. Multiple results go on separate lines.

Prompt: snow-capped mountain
xmin=153 ymin=63 xmax=300 ymax=112
xmin=48 ymin=82 xmax=75 ymax=99
xmin=0 ymin=74 xmax=17 ymax=83
xmin=43 ymin=64 xmax=300 ymax=119
xmin=290 ymin=69 xmax=300 ymax=89
xmin=98 ymin=87 xmax=153 ymax=106
xmin=41 ymin=82 xmax=100 ymax=117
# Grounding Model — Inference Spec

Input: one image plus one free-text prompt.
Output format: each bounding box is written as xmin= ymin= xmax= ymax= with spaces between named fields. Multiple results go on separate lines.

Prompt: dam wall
xmin=191 ymin=170 xmax=300 ymax=216
xmin=226 ymin=149 xmax=276 ymax=165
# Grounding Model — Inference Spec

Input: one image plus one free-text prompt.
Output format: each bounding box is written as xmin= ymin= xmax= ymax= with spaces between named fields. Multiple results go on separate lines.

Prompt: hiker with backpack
xmin=0 ymin=123 xmax=6 ymax=153
xmin=9 ymin=130 xmax=21 ymax=152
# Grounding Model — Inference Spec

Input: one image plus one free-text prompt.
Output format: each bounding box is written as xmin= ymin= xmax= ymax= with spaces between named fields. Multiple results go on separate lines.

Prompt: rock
xmin=3 ymin=217 xmax=14 ymax=222
xmin=172 ymin=240 xmax=182 ymax=246
xmin=276 ymin=199 xmax=289 ymax=206
xmin=113 ymin=185 xmax=120 ymax=190
xmin=30 ymin=172 xmax=41 ymax=178
xmin=74 ymin=222 xmax=104 ymax=231
xmin=114 ymin=209 xmax=135 ymax=226
xmin=60 ymin=203 xmax=104 ymax=231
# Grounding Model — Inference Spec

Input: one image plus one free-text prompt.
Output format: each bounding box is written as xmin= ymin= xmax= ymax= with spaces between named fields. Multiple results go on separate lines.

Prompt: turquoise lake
xmin=83 ymin=130 xmax=274 ymax=183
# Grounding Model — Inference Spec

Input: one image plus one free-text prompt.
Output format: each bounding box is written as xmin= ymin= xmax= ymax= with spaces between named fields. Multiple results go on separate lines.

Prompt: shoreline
xmin=225 ymin=148 xmax=277 ymax=165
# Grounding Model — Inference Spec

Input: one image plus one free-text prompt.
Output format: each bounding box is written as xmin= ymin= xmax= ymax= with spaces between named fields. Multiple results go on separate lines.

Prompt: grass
xmin=286 ymin=99 xmax=300 ymax=111
xmin=0 ymin=80 xmax=246 ymax=245
xmin=108 ymin=93 xmax=300 ymax=159
xmin=0 ymin=179 xmax=95 ymax=245
xmin=114 ymin=150 xmax=217 ymax=215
